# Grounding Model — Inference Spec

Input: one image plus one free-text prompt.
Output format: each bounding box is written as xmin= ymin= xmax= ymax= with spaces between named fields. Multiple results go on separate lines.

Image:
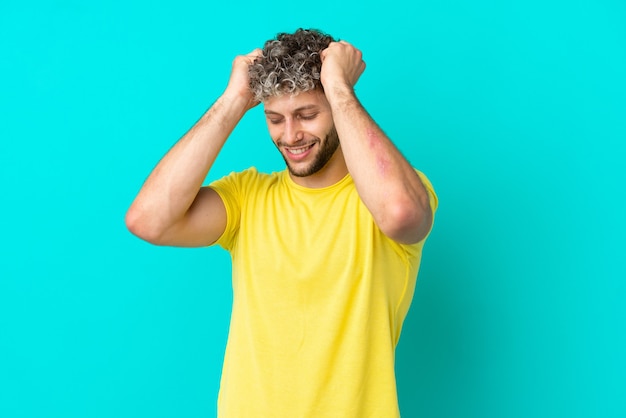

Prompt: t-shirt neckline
xmin=282 ymin=170 xmax=352 ymax=193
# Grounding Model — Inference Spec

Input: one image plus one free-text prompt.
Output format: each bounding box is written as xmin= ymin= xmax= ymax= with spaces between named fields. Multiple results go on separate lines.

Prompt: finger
xmin=244 ymin=49 xmax=263 ymax=63
xmin=326 ymin=40 xmax=346 ymax=50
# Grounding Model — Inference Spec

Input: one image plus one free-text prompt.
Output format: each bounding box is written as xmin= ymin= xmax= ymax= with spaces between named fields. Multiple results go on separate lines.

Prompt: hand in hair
xmin=319 ymin=41 xmax=366 ymax=93
xmin=224 ymin=48 xmax=263 ymax=111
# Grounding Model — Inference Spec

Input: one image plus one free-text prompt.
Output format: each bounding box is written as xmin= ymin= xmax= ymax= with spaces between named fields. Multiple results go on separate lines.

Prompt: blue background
xmin=1 ymin=1 xmax=624 ymax=417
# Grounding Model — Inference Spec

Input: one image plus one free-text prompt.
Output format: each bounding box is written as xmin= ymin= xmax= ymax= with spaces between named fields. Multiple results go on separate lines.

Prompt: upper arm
xmin=155 ymin=186 xmax=227 ymax=247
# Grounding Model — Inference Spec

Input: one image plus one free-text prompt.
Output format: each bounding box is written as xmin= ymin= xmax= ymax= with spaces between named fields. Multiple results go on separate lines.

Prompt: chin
xmin=286 ymin=163 xmax=319 ymax=178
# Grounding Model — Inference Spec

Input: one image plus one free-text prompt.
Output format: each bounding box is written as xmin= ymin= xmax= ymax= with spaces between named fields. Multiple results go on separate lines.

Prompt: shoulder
xmin=219 ymin=167 xmax=282 ymax=181
xmin=209 ymin=167 xmax=284 ymax=195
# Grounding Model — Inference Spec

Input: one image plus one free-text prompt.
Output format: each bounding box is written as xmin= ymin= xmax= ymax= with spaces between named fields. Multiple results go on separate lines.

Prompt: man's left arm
xmin=320 ymin=41 xmax=433 ymax=244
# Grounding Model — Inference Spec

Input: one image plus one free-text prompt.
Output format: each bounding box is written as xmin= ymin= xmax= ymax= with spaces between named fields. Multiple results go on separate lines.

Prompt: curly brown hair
xmin=248 ymin=28 xmax=336 ymax=102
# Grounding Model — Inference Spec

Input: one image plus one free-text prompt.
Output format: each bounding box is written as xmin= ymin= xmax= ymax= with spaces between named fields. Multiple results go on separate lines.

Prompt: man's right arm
xmin=125 ymin=49 xmax=261 ymax=247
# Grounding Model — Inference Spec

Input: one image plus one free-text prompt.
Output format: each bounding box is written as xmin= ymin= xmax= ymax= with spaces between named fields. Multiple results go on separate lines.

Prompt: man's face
xmin=264 ymin=90 xmax=340 ymax=178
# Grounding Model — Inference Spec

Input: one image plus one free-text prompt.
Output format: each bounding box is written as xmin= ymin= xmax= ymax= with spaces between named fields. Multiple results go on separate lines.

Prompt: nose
xmin=283 ymin=120 xmax=304 ymax=145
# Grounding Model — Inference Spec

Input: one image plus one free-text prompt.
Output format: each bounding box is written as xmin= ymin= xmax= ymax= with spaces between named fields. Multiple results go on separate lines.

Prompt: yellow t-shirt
xmin=210 ymin=168 xmax=437 ymax=418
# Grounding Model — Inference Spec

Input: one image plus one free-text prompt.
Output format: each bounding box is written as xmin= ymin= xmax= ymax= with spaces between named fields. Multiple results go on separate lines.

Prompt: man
xmin=126 ymin=28 xmax=437 ymax=417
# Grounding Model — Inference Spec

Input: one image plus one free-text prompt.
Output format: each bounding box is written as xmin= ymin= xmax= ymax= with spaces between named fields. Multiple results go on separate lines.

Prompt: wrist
xmin=219 ymin=90 xmax=255 ymax=115
xmin=324 ymin=83 xmax=359 ymax=108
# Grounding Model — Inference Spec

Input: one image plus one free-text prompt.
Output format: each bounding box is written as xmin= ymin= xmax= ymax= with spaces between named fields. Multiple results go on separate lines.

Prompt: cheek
xmin=312 ymin=117 xmax=334 ymax=136
xmin=301 ymin=121 xmax=329 ymax=139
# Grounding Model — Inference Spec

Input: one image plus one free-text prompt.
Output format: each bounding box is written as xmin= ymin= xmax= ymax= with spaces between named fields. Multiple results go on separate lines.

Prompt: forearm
xmin=327 ymin=87 xmax=432 ymax=243
xmin=126 ymin=93 xmax=248 ymax=237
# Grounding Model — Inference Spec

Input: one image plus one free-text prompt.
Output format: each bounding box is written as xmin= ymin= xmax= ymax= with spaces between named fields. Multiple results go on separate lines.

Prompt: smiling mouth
xmin=285 ymin=143 xmax=315 ymax=155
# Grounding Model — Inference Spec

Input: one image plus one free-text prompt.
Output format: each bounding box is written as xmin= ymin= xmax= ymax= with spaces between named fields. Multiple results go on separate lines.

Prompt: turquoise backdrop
xmin=1 ymin=1 xmax=624 ymax=417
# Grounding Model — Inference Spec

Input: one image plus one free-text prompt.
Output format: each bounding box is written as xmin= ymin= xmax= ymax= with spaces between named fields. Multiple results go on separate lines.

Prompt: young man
xmin=126 ymin=28 xmax=437 ymax=417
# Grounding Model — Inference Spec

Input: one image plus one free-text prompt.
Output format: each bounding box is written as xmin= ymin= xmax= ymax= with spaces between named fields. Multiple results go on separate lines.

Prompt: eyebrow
xmin=264 ymin=105 xmax=320 ymax=115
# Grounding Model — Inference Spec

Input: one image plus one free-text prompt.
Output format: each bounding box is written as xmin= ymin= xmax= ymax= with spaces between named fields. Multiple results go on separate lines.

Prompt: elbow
xmin=125 ymin=206 xmax=166 ymax=245
xmin=125 ymin=206 xmax=150 ymax=241
xmin=379 ymin=199 xmax=433 ymax=244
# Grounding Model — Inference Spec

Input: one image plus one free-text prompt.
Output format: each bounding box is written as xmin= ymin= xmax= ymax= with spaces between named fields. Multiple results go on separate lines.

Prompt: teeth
xmin=288 ymin=144 xmax=313 ymax=155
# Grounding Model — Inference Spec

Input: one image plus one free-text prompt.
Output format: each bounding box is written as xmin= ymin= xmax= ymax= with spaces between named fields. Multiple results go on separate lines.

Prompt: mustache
xmin=275 ymin=138 xmax=319 ymax=148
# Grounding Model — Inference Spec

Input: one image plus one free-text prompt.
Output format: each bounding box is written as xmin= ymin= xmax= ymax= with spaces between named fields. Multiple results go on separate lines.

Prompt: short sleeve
xmin=208 ymin=171 xmax=245 ymax=251
xmin=416 ymin=170 xmax=438 ymax=220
